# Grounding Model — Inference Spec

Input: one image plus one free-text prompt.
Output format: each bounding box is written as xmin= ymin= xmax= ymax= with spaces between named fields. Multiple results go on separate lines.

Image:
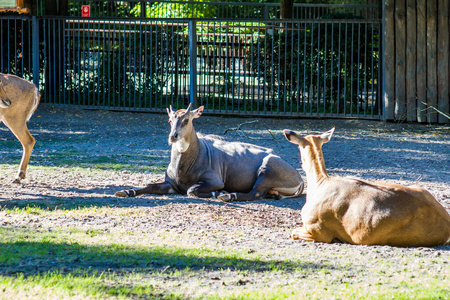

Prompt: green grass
xmin=0 ymin=220 xmax=449 ymax=299
xmin=0 ymin=271 xmax=165 ymax=300
xmin=0 ymin=152 xmax=166 ymax=173
xmin=0 ymin=226 xmax=297 ymax=272
xmin=1 ymin=136 xmax=167 ymax=173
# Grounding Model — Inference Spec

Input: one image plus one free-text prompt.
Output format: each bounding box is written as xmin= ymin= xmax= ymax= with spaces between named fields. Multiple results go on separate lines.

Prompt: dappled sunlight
xmin=328 ymin=167 xmax=450 ymax=186
xmin=31 ymin=129 xmax=90 ymax=135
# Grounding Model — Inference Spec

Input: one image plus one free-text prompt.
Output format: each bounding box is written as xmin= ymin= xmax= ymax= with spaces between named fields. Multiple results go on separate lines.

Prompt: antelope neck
xmin=173 ymin=128 xmax=200 ymax=169
xmin=304 ymin=142 xmax=329 ymax=189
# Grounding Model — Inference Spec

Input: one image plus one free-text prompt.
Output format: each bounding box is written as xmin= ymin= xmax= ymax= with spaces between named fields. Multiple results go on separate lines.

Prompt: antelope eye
xmin=182 ymin=119 xmax=189 ymax=125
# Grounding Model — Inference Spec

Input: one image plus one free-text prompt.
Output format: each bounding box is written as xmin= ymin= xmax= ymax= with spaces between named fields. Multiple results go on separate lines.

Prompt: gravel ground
xmin=1 ymin=103 xmax=449 ymax=235
xmin=0 ymin=104 xmax=449 ymax=297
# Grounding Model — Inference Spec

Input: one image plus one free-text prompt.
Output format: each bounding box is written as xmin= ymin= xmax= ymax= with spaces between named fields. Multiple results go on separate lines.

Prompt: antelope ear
xmin=191 ymin=106 xmax=204 ymax=119
xmin=320 ymin=128 xmax=335 ymax=144
xmin=283 ymin=129 xmax=308 ymax=148
xmin=166 ymin=105 xmax=174 ymax=117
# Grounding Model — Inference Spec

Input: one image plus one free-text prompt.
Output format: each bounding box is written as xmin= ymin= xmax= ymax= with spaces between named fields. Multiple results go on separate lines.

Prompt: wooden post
xmin=406 ymin=0 xmax=416 ymax=121
xmin=383 ymin=0 xmax=395 ymax=121
xmin=416 ymin=0 xmax=427 ymax=122
xmin=437 ymin=0 xmax=449 ymax=123
xmin=395 ymin=0 xmax=406 ymax=121
xmin=426 ymin=1 xmax=438 ymax=123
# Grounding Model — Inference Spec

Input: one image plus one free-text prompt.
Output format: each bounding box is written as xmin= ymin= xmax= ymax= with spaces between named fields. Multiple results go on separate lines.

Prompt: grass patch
xmin=35 ymin=152 xmax=166 ymax=173
xmin=0 ymin=227 xmax=304 ymax=272
xmin=0 ymin=271 xmax=165 ymax=300
xmin=0 ymin=224 xmax=449 ymax=299
xmin=0 ymin=139 xmax=167 ymax=173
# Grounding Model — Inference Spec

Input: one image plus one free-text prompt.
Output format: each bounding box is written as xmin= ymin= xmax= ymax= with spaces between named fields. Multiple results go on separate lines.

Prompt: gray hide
xmin=115 ymin=105 xmax=304 ymax=202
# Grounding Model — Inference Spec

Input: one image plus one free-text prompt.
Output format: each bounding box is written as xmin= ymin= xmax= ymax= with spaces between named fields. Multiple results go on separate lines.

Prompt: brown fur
xmin=0 ymin=73 xmax=40 ymax=183
xmin=284 ymin=128 xmax=450 ymax=247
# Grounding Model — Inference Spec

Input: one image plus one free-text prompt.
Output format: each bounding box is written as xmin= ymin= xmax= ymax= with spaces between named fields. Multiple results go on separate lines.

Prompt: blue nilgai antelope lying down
xmin=283 ymin=128 xmax=450 ymax=247
xmin=115 ymin=104 xmax=304 ymax=202
xmin=0 ymin=73 xmax=40 ymax=183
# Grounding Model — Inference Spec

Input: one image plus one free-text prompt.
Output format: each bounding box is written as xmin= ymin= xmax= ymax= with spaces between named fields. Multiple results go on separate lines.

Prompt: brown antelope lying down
xmin=284 ymin=128 xmax=450 ymax=247
xmin=0 ymin=73 xmax=40 ymax=183
xmin=115 ymin=104 xmax=304 ymax=202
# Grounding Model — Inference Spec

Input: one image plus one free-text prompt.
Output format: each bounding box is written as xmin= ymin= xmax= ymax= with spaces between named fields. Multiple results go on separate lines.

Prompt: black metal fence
xmin=0 ymin=17 xmax=34 ymax=80
xmin=1 ymin=2 xmax=382 ymax=119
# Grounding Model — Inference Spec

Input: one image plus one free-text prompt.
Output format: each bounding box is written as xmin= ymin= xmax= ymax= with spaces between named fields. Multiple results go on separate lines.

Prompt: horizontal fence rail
xmin=36 ymin=1 xmax=380 ymax=20
xmin=33 ymin=17 xmax=381 ymax=118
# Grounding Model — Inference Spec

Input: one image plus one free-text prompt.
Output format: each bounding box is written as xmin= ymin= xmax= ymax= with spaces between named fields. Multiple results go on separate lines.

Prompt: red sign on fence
xmin=82 ymin=5 xmax=90 ymax=17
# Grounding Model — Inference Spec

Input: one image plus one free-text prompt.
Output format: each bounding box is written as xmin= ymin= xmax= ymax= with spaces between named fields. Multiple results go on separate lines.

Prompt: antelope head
xmin=166 ymin=104 xmax=204 ymax=153
xmin=283 ymin=128 xmax=334 ymax=177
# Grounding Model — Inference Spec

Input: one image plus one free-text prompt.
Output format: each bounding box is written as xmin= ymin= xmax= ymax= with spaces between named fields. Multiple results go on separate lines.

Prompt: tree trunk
xmin=45 ymin=0 xmax=68 ymax=15
xmin=281 ymin=0 xmax=294 ymax=19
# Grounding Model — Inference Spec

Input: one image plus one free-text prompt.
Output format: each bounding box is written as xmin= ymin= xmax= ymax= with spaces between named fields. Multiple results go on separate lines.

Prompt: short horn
xmin=186 ymin=103 xmax=192 ymax=113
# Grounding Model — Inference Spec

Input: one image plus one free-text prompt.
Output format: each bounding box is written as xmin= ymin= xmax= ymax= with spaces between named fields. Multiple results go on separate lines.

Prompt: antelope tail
xmin=27 ymin=86 xmax=40 ymax=121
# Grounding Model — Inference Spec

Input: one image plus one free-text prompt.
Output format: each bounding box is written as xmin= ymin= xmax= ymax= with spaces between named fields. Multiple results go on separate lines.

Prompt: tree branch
xmin=223 ymin=120 xmax=275 ymax=140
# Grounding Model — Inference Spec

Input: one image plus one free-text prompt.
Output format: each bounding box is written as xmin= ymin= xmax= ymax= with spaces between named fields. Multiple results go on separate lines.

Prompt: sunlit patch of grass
xmin=0 ymin=271 xmax=165 ymax=300
xmin=35 ymin=152 xmax=166 ymax=172
xmin=0 ymin=226 xmax=296 ymax=272
xmin=0 ymin=143 xmax=167 ymax=173
xmin=219 ymin=283 xmax=450 ymax=300
xmin=0 ymin=223 xmax=449 ymax=299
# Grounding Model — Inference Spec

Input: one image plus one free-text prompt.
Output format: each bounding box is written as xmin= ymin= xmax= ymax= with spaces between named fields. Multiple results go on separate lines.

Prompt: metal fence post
xmin=140 ymin=1 xmax=146 ymax=18
xmin=264 ymin=4 xmax=269 ymax=19
xmin=32 ymin=16 xmax=40 ymax=88
xmin=188 ymin=19 xmax=197 ymax=108
xmin=381 ymin=0 xmax=388 ymax=122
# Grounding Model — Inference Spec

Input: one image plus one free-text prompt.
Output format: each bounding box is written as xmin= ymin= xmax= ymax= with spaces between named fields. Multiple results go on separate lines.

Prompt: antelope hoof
xmin=14 ymin=170 xmax=26 ymax=183
xmin=291 ymin=228 xmax=304 ymax=240
xmin=217 ymin=193 xmax=235 ymax=202
xmin=115 ymin=189 xmax=136 ymax=198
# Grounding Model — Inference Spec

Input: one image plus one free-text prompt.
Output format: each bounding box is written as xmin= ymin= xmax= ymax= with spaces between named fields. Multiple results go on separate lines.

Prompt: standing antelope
xmin=283 ymin=128 xmax=450 ymax=247
xmin=115 ymin=104 xmax=304 ymax=201
xmin=0 ymin=73 xmax=40 ymax=183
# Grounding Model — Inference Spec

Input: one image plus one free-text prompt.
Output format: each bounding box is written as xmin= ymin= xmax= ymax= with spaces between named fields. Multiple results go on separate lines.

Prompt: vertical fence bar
xmin=316 ymin=22 xmax=320 ymax=114
xmin=383 ymin=0 xmax=395 ymax=121
xmin=189 ymin=19 xmax=197 ymax=108
xmin=329 ymin=22 xmax=334 ymax=115
xmin=14 ymin=19 xmax=17 ymax=73
xmin=143 ymin=20 xmax=147 ymax=108
xmin=343 ymin=23 xmax=348 ymax=116
xmin=350 ymin=23 xmax=354 ymax=116
xmin=32 ymin=16 xmax=40 ymax=88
